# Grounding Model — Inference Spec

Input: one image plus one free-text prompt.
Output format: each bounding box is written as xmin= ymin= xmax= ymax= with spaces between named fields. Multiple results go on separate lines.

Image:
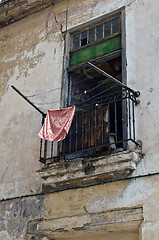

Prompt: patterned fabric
xmin=38 ymin=106 xmax=75 ymax=141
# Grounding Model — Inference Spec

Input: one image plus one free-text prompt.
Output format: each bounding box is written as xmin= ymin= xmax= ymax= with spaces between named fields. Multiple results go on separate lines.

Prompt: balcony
xmin=38 ymin=89 xmax=142 ymax=193
xmin=39 ymin=89 xmax=139 ymax=164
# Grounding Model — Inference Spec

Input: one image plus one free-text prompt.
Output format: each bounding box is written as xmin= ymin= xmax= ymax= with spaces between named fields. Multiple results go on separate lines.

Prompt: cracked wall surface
xmin=27 ymin=174 xmax=159 ymax=239
xmin=0 ymin=196 xmax=44 ymax=240
xmin=0 ymin=3 xmax=64 ymax=199
xmin=0 ymin=0 xmax=158 ymax=199
xmin=0 ymin=0 xmax=159 ymax=239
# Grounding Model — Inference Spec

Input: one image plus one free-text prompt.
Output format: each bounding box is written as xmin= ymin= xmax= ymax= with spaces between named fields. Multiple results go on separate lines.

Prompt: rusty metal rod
xmin=11 ymin=85 xmax=46 ymax=117
xmin=86 ymin=61 xmax=139 ymax=96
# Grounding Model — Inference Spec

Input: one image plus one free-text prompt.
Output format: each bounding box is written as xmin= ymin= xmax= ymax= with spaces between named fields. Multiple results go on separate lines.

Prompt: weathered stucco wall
xmin=0 ymin=4 xmax=65 ymax=199
xmin=0 ymin=174 xmax=158 ymax=239
xmin=0 ymin=196 xmax=44 ymax=240
xmin=37 ymin=174 xmax=159 ymax=240
xmin=0 ymin=0 xmax=159 ymax=239
xmin=1 ymin=0 xmax=159 ymax=199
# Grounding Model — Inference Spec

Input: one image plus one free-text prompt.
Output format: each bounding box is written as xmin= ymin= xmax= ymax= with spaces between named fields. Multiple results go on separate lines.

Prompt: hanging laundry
xmin=38 ymin=105 xmax=75 ymax=141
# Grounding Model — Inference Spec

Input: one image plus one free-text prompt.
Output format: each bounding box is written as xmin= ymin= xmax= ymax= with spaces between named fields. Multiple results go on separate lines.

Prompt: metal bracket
xmin=11 ymin=85 xmax=46 ymax=117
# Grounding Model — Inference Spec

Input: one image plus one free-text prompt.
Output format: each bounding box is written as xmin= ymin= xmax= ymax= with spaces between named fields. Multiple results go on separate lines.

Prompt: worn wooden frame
xmin=121 ymin=8 xmax=128 ymax=150
xmin=71 ymin=19 xmax=121 ymax=52
xmin=61 ymin=7 xmax=127 ymax=154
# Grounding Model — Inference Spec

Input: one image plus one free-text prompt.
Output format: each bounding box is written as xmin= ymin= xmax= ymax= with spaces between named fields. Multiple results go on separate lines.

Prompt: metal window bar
xmin=75 ymin=115 xmax=78 ymax=151
xmin=63 ymin=137 xmax=66 ymax=155
xmin=88 ymin=109 xmax=91 ymax=148
xmin=114 ymin=101 xmax=117 ymax=141
xmin=69 ymin=124 xmax=72 ymax=153
xmin=101 ymin=105 xmax=104 ymax=145
xmin=132 ymin=101 xmax=135 ymax=141
xmin=51 ymin=142 xmax=54 ymax=158
xmin=94 ymin=107 xmax=97 ymax=147
xmin=82 ymin=112 xmax=84 ymax=150
xmin=39 ymin=90 xmax=139 ymax=163
xmin=128 ymin=97 xmax=132 ymax=139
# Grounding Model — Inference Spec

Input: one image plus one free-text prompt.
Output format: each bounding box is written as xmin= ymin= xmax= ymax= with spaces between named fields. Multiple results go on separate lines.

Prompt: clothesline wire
xmin=30 ymin=77 xmax=109 ymax=105
xmin=24 ymin=72 xmax=101 ymax=98
xmin=18 ymin=59 xmax=119 ymax=108
xmin=32 ymin=100 xmax=61 ymax=105
xmin=76 ymin=84 xmax=118 ymax=106
xmin=22 ymin=70 xmax=97 ymax=95
xmin=20 ymin=58 xmax=108 ymax=94
xmin=20 ymin=70 xmax=89 ymax=93
xmin=22 ymin=71 xmax=94 ymax=96
xmin=72 ymin=72 xmax=101 ymax=85
xmin=69 ymin=58 xmax=110 ymax=85
xmin=21 ymin=87 xmax=60 ymax=93
xmin=25 ymin=87 xmax=61 ymax=98
xmin=33 ymin=83 xmax=117 ymax=111
xmin=72 ymin=78 xmax=109 ymax=98
xmin=69 ymin=66 xmax=97 ymax=84
xmin=37 ymin=84 xmax=117 ymax=111
xmin=72 ymin=58 xmax=111 ymax=83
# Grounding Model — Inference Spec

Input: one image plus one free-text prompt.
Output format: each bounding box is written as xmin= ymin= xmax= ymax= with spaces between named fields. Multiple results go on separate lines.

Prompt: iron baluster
xmin=44 ymin=140 xmax=48 ymax=160
xmin=108 ymin=103 xmax=110 ymax=136
xmin=75 ymin=115 xmax=78 ymax=151
xmin=132 ymin=100 xmax=135 ymax=141
xmin=51 ymin=142 xmax=54 ymax=158
xmin=88 ymin=109 xmax=91 ymax=148
xmin=40 ymin=115 xmax=45 ymax=163
xmin=63 ymin=138 xmax=66 ymax=155
xmin=101 ymin=105 xmax=104 ymax=145
xmin=95 ymin=107 xmax=97 ymax=147
xmin=82 ymin=112 xmax=84 ymax=150
xmin=128 ymin=97 xmax=132 ymax=139
xmin=114 ymin=101 xmax=117 ymax=141
xmin=69 ymin=124 xmax=72 ymax=153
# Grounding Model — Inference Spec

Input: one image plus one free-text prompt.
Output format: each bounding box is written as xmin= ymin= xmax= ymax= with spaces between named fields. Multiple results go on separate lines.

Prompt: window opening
xmin=104 ymin=20 xmax=111 ymax=37
xmin=96 ymin=24 xmax=103 ymax=41
xmin=112 ymin=17 xmax=120 ymax=34
xmin=62 ymin=14 xmax=123 ymax=158
xmin=81 ymin=30 xmax=87 ymax=47
xmin=68 ymin=55 xmax=123 ymax=151
xmin=69 ymin=57 xmax=122 ymax=105
xmin=72 ymin=16 xmax=120 ymax=51
xmin=73 ymin=34 xmax=80 ymax=49
xmin=37 ymin=11 xmax=140 ymax=163
xmin=88 ymin=27 xmax=95 ymax=43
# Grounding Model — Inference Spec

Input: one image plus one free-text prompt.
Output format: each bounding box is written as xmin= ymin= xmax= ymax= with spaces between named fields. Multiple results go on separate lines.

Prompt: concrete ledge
xmin=39 ymin=150 xmax=142 ymax=193
xmin=27 ymin=207 xmax=143 ymax=239
xmin=0 ymin=0 xmax=61 ymax=28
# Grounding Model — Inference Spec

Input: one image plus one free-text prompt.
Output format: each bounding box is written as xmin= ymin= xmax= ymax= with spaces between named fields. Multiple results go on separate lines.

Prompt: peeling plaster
xmin=0 ymin=0 xmax=159 ymax=239
xmin=0 ymin=197 xmax=44 ymax=240
xmin=0 ymin=7 xmax=64 ymax=101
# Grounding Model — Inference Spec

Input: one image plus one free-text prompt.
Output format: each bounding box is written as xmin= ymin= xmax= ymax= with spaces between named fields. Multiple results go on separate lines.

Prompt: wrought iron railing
xmin=39 ymin=90 xmax=139 ymax=163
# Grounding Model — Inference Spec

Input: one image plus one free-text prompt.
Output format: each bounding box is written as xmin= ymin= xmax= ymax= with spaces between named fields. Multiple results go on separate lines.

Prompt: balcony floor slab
xmin=39 ymin=150 xmax=142 ymax=194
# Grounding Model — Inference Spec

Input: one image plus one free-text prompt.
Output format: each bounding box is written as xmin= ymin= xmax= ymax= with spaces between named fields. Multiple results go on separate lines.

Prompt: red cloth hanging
xmin=38 ymin=105 xmax=75 ymax=141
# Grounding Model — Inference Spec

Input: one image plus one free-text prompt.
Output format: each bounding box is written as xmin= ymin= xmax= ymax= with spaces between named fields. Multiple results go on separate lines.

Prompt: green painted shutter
xmin=70 ymin=35 xmax=121 ymax=67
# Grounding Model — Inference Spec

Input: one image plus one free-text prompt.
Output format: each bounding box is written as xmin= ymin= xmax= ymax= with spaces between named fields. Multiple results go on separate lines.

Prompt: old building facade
xmin=0 ymin=0 xmax=159 ymax=239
